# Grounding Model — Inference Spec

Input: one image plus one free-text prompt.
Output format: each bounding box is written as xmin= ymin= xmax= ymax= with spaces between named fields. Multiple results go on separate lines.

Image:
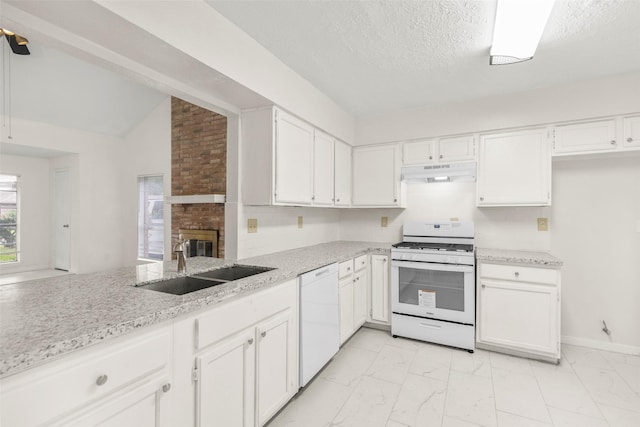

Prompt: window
xmin=0 ymin=174 xmax=18 ymax=263
xmin=138 ymin=175 xmax=164 ymax=260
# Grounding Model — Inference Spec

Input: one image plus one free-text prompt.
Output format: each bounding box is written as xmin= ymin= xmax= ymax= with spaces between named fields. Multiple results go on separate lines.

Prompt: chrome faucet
xmin=174 ymin=240 xmax=188 ymax=273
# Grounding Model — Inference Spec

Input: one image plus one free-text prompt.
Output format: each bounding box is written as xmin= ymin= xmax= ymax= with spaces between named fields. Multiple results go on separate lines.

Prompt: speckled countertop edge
xmin=475 ymin=248 xmax=563 ymax=267
xmin=0 ymin=241 xmax=391 ymax=378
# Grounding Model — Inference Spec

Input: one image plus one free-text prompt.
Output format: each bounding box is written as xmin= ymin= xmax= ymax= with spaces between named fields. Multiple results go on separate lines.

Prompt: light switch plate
xmin=537 ymin=217 xmax=548 ymax=231
xmin=248 ymin=218 xmax=258 ymax=233
xmin=298 ymin=216 xmax=303 ymax=229
xmin=381 ymin=216 xmax=388 ymax=227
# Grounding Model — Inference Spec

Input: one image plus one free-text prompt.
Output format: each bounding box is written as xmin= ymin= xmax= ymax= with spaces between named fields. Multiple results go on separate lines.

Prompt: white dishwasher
xmin=299 ymin=263 xmax=340 ymax=387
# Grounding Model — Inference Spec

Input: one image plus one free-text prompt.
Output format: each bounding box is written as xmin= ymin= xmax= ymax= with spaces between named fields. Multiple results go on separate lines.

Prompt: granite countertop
xmin=0 ymin=241 xmax=391 ymax=379
xmin=475 ymin=248 xmax=563 ymax=267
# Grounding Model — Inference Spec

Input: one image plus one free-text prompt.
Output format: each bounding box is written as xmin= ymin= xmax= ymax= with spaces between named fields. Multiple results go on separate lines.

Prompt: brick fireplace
xmin=171 ymin=97 xmax=226 ymax=258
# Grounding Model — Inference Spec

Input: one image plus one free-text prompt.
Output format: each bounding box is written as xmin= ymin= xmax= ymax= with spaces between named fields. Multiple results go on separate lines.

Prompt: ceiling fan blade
xmin=6 ymin=34 xmax=30 ymax=55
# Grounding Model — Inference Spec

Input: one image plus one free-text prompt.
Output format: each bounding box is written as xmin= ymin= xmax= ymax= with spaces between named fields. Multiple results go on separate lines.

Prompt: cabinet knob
xmin=162 ymin=383 xmax=171 ymax=393
xmin=515 ymin=272 xmax=520 ymax=278
xmin=479 ymin=197 xmax=484 ymax=202
xmin=481 ymin=284 xmax=486 ymax=289
xmin=439 ymin=154 xmax=443 ymax=159
xmin=394 ymin=198 xmax=397 ymax=202
xmin=336 ymin=198 xmax=340 ymax=202
xmin=261 ymin=331 xmax=267 ymax=338
xmin=628 ymin=137 xmax=634 ymax=143
xmin=96 ymin=375 xmax=108 ymax=386
xmin=610 ymin=140 xmax=616 ymax=145
xmin=312 ymin=196 xmax=315 ymax=200
xmin=429 ymin=155 xmax=432 ymax=160
xmin=248 ymin=338 xmax=254 ymax=345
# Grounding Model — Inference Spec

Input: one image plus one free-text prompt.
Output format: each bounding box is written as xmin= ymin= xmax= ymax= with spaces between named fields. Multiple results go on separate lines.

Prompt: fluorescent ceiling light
xmin=490 ymin=0 xmax=555 ymax=65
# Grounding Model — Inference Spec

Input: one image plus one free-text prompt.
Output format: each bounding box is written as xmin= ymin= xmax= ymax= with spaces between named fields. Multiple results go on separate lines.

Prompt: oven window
xmin=398 ymin=267 xmax=465 ymax=311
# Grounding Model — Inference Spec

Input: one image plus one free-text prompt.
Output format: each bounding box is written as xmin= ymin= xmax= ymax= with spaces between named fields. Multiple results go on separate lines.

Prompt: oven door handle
xmin=391 ymin=260 xmax=474 ymax=273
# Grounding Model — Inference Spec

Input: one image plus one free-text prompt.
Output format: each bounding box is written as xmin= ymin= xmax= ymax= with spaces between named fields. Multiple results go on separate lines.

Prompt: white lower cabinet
xmin=0 ymin=326 xmax=173 ymax=427
xmin=477 ymin=262 xmax=561 ymax=363
xmin=369 ymin=254 xmax=390 ymax=325
xmin=191 ymin=279 xmax=298 ymax=427
xmin=338 ymin=255 xmax=369 ymax=344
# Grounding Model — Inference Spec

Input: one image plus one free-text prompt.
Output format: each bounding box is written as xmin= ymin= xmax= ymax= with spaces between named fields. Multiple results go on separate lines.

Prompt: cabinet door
xmin=339 ymin=276 xmax=354 ymax=345
xmin=402 ymin=139 xmax=436 ymax=165
xmin=353 ymin=144 xmax=401 ymax=206
xmin=623 ymin=115 xmax=640 ymax=148
xmin=62 ymin=379 xmax=168 ymax=427
xmin=478 ymin=280 xmax=559 ymax=357
xmin=554 ymin=119 xmax=617 ymax=154
xmin=438 ymin=135 xmax=475 ymax=163
xmin=313 ymin=130 xmax=335 ymax=205
xmin=370 ymin=255 xmax=390 ymax=324
xmin=275 ymin=110 xmax=314 ymax=205
xmin=334 ymin=140 xmax=352 ymax=206
xmin=477 ymin=128 xmax=551 ymax=206
xmin=196 ymin=330 xmax=255 ymax=427
xmin=256 ymin=309 xmax=297 ymax=426
xmin=353 ymin=268 xmax=367 ymax=328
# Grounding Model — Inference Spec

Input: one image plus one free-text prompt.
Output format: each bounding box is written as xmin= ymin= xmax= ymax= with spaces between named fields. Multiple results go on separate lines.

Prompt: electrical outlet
xmin=298 ymin=216 xmax=303 ymax=229
xmin=537 ymin=217 xmax=548 ymax=231
xmin=248 ymin=218 xmax=258 ymax=233
xmin=381 ymin=216 xmax=388 ymax=228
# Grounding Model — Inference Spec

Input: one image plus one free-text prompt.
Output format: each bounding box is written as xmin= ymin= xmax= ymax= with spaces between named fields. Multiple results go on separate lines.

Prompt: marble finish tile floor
xmin=269 ymin=328 xmax=640 ymax=427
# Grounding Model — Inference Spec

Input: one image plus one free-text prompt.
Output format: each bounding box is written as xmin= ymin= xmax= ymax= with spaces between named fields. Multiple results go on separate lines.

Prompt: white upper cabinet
xmin=402 ymin=135 xmax=475 ymax=166
xmin=353 ymin=144 xmax=404 ymax=207
xmin=312 ymin=129 xmax=335 ymax=206
xmin=623 ymin=115 xmax=640 ymax=148
xmin=553 ymin=119 xmax=617 ymax=155
xmin=438 ymin=135 xmax=476 ymax=163
xmin=274 ymin=111 xmax=314 ymax=205
xmin=334 ymin=140 xmax=352 ymax=206
xmin=477 ymin=128 xmax=551 ymax=207
xmin=402 ymin=139 xmax=436 ymax=165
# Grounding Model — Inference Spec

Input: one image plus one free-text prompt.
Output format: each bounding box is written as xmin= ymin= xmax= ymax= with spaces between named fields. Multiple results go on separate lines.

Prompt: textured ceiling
xmin=208 ymin=0 xmax=640 ymax=116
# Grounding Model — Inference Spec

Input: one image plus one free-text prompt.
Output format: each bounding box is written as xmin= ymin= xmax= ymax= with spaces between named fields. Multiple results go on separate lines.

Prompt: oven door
xmin=391 ymin=260 xmax=475 ymax=325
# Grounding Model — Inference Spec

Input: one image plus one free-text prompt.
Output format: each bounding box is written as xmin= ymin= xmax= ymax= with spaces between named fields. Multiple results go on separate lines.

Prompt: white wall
xmin=552 ymin=154 xmax=640 ymax=351
xmin=2 ymin=118 xmax=127 ymax=274
xmin=236 ymin=205 xmax=340 ymax=259
xmin=0 ymin=154 xmax=51 ymax=273
xmin=121 ymin=97 xmax=172 ymax=264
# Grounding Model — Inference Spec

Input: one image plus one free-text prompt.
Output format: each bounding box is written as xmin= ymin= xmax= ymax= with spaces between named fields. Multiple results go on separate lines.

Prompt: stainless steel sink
xmin=139 ymin=276 xmax=226 ymax=295
xmin=138 ymin=265 xmax=274 ymax=295
xmin=192 ymin=265 xmax=274 ymax=281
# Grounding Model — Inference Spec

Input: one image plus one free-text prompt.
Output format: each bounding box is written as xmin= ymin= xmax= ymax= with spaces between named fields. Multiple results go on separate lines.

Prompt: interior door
xmin=54 ymin=169 xmax=71 ymax=271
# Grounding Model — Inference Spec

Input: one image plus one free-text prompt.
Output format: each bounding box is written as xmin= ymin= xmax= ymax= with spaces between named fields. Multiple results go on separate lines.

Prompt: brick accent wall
xmin=171 ymin=97 xmax=226 ymax=258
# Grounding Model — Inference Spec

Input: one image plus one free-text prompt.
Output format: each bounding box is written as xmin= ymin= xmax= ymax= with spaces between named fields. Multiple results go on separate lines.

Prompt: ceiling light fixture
xmin=0 ymin=28 xmax=30 ymax=55
xmin=490 ymin=0 xmax=555 ymax=65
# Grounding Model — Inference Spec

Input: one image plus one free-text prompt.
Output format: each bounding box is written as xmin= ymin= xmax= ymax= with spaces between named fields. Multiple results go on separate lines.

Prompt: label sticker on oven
xmin=418 ymin=290 xmax=436 ymax=308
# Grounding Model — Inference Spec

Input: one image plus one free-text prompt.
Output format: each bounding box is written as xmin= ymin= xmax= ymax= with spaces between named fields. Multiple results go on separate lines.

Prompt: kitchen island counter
xmin=0 ymin=241 xmax=391 ymax=378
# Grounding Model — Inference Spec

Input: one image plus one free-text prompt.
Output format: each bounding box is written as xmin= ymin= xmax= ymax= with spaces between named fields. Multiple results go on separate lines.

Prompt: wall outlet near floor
xmin=248 ymin=218 xmax=258 ymax=233
xmin=381 ymin=216 xmax=388 ymax=228
xmin=298 ymin=216 xmax=303 ymax=229
xmin=537 ymin=217 xmax=548 ymax=231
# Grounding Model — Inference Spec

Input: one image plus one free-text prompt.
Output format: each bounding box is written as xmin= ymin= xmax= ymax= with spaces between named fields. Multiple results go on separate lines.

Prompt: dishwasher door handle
xmin=315 ymin=268 xmax=330 ymax=277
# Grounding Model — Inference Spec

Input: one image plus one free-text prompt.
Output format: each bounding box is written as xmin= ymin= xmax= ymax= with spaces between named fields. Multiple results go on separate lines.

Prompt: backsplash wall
xmin=171 ymin=97 xmax=227 ymax=257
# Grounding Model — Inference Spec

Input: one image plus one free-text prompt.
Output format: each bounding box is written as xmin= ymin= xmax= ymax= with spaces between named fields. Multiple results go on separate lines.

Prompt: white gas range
xmin=391 ymin=220 xmax=475 ymax=352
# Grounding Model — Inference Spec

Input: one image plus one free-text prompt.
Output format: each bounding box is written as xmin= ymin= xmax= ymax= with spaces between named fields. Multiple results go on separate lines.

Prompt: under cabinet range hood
xmin=401 ymin=162 xmax=476 ymax=183
xmin=164 ymin=194 xmax=226 ymax=204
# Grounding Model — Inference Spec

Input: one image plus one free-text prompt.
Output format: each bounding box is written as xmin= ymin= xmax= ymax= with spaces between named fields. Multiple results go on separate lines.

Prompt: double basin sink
xmin=139 ymin=265 xmax=275 ymax=295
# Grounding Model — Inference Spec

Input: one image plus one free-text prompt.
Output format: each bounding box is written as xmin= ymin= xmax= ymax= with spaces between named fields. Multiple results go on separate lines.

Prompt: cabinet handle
xmin=162 ymin=383 xmax=171 ymax=393
xmin=96 ymin=375 xmax=108 ymax=386
xmin=247 ymin=338 xmax=254 ymax=345
xmin=610 ymin=140 xmax=616 ymax=145
xmin=261 ymin=331 xmax=267 ymax=338
xmin=439 ymin=154 xmax=443 ymax=159
xmin=514 ymin=272 xmax=520 ymax=278
xmin=628 ymin=137 xmax=634 ymax=143
xmin=63 ymin=224 xmax=69 ymax=228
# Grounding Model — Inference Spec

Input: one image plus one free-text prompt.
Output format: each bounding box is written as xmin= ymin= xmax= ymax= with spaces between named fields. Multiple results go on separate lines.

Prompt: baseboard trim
xmin=562 ymin=335 xmax=640 ymax=356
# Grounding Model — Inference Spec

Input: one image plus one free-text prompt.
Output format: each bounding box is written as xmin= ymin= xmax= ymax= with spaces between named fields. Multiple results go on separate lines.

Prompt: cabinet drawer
xmin=1 ymin=328 xmax=171 ymax=427
xmin=195 ymin=279 xmax=298 ymax=351
xmin=480 ymin=263 xmax=558 ymax=285
xmin=354 ymin=255 xmax=368 ymax=272
xmin=339 ymin=259 xmax=354 ymax=278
